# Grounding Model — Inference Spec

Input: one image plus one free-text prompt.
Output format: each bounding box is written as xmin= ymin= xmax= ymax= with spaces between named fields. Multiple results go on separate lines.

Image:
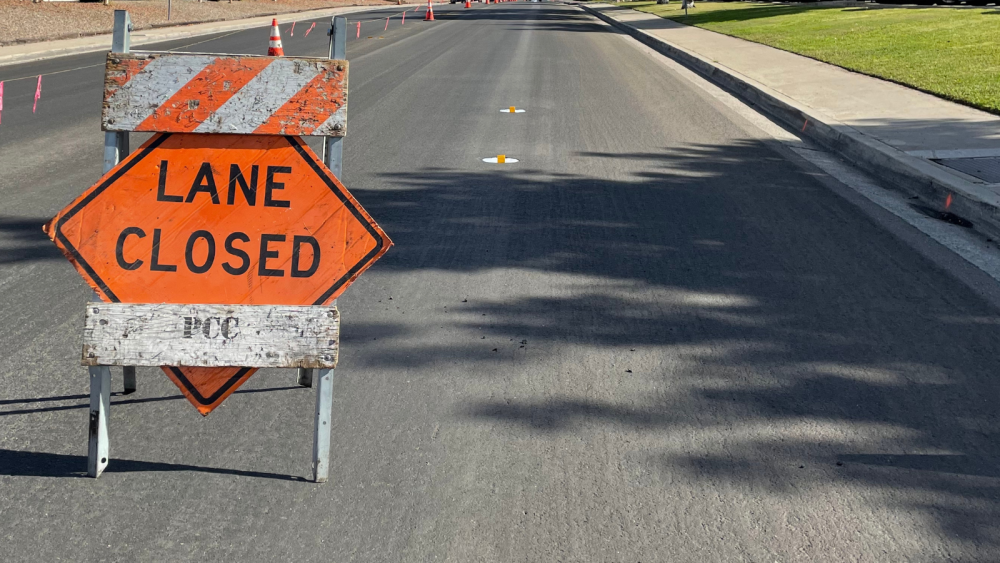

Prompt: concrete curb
xmin=0 ymin=4 xmax=420 ymax=68
xmin=576 ymin=2 xmax=1000 ymax=239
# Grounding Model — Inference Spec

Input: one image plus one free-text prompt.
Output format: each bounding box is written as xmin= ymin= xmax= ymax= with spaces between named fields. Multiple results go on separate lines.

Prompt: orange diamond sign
xmin=44 ymin=133 xmax=391 ymax=414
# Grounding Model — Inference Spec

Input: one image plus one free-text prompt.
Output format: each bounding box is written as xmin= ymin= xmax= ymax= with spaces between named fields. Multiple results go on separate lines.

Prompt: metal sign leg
xmin=102 ymin=11 xmax=132 ymax=174
xmin=297 ymin=367 xmax=314 ymax=388
xmin=105 ymin=10 xmax=137 ymax=400
xmin=309 ymin=15 xmax=347 ymax=483
xmin=87 ymin=366 xmax=111 ymax=478
xmin=102 ymin=131 xmax=122 ymax=172
xmin=321 ymin=16 xmax=347 ymax=179
xmin=312 ymin=368 xmax=334 ymax=483
xmin=122 ymin=366 xmax=137 ymax=394
xmin=86 ymin=8 xmax=132 ymax=478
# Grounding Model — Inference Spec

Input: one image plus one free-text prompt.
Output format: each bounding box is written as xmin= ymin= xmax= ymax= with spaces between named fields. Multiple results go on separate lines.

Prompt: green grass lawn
xmin=613 ymin=1 xmax=1000 ymax=114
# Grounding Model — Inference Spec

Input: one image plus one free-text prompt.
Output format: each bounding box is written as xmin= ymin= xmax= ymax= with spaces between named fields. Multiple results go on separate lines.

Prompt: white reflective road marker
xmin=483 ymin=156 xmax=518 ymax=163
xmin=501 ymin=108 xmax=526 ymax=113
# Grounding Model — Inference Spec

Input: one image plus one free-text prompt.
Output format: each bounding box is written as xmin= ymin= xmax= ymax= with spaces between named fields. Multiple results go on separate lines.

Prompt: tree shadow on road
xmin=0 ymin=385 xmax=302 ymax=417
xmin=0 ymin=216 xmax=64 ymax=265
xmin=0 ymin=448 xmax=307 ymax=481
xmin=347 ymin=138 xmax=1000 ymax=551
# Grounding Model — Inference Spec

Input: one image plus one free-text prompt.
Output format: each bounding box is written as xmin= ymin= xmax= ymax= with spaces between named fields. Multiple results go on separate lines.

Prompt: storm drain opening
xmin=933 ymin=157 xmax=1000 ymax=184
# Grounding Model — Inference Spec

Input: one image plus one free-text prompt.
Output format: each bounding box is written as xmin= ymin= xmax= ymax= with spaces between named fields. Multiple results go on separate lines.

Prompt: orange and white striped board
xmin=102 ymin=52 xmax=348 ymax=136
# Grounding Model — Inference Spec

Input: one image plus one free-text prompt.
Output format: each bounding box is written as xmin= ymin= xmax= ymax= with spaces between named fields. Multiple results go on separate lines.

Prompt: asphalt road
xmin=2 ymin=3 xmax=1000 ymax=561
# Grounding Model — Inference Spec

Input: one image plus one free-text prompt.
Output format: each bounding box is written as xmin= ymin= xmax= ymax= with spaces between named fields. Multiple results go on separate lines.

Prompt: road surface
xmin=1 ymin=3 xmax=999 ymax=561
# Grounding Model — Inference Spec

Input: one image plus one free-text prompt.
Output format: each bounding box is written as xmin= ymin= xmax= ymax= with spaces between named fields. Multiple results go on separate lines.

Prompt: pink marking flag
xmin=32 ymin=75 xmax=41 ymax=114
xmin=402 ymin=11 xmax=406 ymax=24
xmin=385 ymin=17 xmax=389 ymax=31
xmin=305 ymin=22 xmax=316 ymax=37
xmin=0 ymin=81 xmax=4 ymax=125
xmin=290 ymin=21 xmax=295 ymax=36
xmin=356 ymin=21 xmax=361 ymax=39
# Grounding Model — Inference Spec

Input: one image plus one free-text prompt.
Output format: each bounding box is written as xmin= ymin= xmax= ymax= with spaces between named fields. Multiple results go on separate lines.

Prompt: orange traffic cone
xmin=425 ymin=0 xmax=435 ymax=20
xmin=267 ymin=18 xmax=284 ymax=56
xmin=465 ymin=0 xmax=471 ymax=7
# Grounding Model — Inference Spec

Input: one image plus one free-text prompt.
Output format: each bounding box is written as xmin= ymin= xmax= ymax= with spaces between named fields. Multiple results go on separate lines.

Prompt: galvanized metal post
xmin=309 ymin=16 xmax=347 ymax=483
xmin=105 ymin=11 xmax=136 ymax=396
xmin=323 ymin=16 xmax=346 ymax=178
xmin=103 ymin=11 xmax=131 ymax=174
xmin=312 ymin=368 xmax=334 ymax=482
xmin=300 ymin=15 xmax=347 ymax=391
xmin=87 ymin=365 xmax=112 ymax=477
xmin=89 ymin=10 xmax=131 ymax=478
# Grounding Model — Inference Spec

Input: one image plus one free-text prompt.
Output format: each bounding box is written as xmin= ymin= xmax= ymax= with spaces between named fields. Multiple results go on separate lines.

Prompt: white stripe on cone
xmin=268 ymin=18 xmax=284 ymax=56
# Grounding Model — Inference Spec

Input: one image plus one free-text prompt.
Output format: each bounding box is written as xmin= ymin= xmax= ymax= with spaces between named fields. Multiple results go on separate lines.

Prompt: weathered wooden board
xmin=83 ymin=303 xmax=339 ymax=368
xmin=102 ymin=52 xmax=348 ymax=135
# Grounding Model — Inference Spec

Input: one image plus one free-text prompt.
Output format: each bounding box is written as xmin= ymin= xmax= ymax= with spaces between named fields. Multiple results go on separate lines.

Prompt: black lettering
xmin=227 ymin=164 xmax=258 ymax=206
xmin=185 ymin=162 xmax=220 ymax=204
xmin=264 ymin=166 xmax=291 ymax=208
xmin=291 ymin=235 xmax=321 ymax=278
xmin=183 ymin=317 xmax=200 ymax=338
xmin=258 ymin=234 xmax=285 ymax=277
xmin=184 ymin=230 xmax=216 ymax=274
xmin=115 ymin=227 xmax=145 ymax=270
xmin=221 ymin=317 xmax=239 ymax=339
xmin=222 ymin=232 xmax=251 ymax=275
xmin=202 ymin=317 xmax=221 ymax=339
xmin=156 ymin=160 xmax=183 ymax=202
xmin=150 ymin=228 xmax=177 ymax=272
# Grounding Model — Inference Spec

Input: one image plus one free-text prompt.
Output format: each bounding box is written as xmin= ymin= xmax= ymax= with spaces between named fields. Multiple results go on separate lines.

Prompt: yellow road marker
xmin=497 ymin=155 xmax=506 ymax=163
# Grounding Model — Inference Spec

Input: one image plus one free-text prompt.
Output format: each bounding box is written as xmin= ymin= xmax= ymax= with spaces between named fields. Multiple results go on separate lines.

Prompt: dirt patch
xmin=0 ymin=0 xmax=419 ymax=46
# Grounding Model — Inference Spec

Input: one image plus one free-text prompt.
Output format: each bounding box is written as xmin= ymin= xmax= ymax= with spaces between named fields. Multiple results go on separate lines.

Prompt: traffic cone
xmin=425 ymin=0 xmax=434 ymax=20
xmin=465 ymin=0 xmax=471 ymax=7
xmin=267 ymin=18 xmax=284 ymax=56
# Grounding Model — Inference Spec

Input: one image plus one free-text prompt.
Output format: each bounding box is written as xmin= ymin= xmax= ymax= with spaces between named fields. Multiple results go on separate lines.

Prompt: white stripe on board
xmin=314 ymin=105 xmax=348 ymax=136
xmin=194 ymin=59 xmax=321 ymax=134
xmin=105 ymin=54 xmax=217 ymax=131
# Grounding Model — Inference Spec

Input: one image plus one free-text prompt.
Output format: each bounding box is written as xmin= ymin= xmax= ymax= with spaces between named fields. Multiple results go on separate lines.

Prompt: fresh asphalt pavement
xmin=2 ymin=2 xmax=1000 ymax=561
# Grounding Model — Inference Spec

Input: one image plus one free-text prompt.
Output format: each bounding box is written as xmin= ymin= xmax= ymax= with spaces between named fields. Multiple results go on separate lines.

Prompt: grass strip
xmin=615 ymin=1 xmax=1000 ymax=114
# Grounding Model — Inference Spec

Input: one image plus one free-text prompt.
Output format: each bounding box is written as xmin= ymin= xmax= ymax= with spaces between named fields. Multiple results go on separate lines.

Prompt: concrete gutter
xmin=576 ymin=2 xmax=1000 ymax=239
xmin=0 ymin=3 xmax=421 ymax=68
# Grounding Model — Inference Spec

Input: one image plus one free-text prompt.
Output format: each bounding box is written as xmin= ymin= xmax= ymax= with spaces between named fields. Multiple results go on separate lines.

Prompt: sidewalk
xmin=0 ymin=3 xmax=422 ymax=67
xmin=579 ymin=3 xmax=1000 ymax=235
